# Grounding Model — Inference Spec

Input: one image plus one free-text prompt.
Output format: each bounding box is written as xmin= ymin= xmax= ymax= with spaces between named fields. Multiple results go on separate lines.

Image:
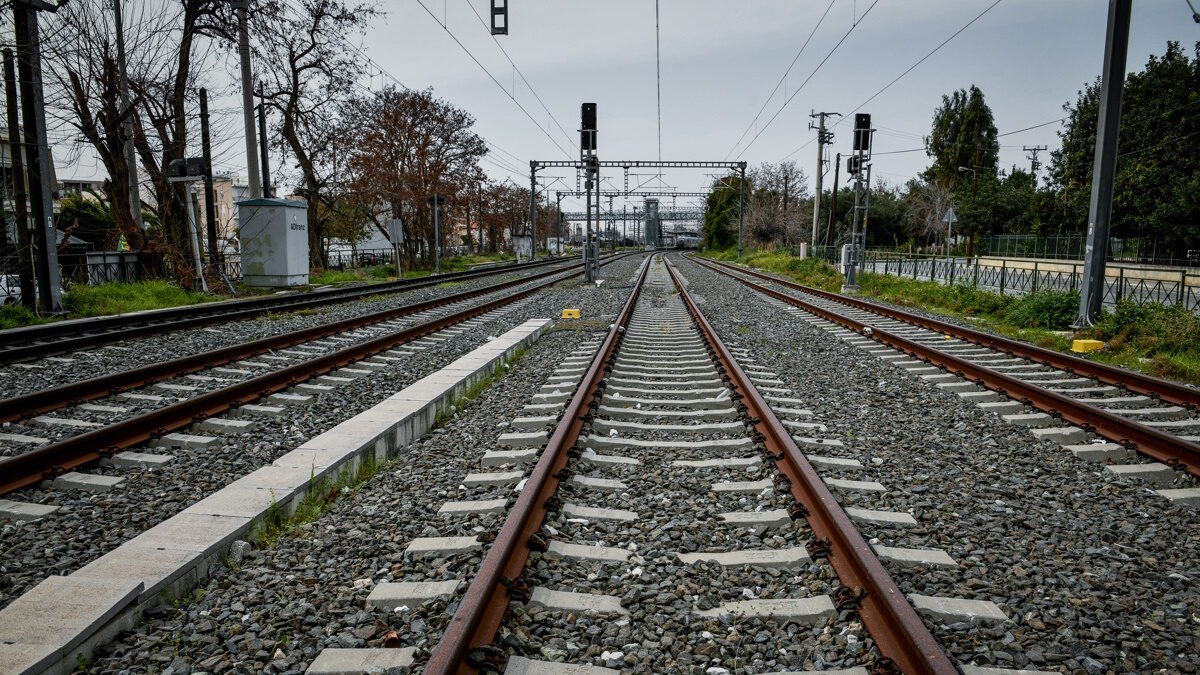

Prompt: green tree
xmin=924 ymin=85 xmax=1000 ymax=187
xmin=702 ymin=174 xmax=746 ymax=250
xmin=1047 ymin=41 xmax=1200 ymax=255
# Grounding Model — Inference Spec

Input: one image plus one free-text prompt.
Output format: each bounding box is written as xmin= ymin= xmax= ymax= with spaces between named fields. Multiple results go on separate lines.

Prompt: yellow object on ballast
xmin=1072 ymin=339 xmax=1104 ymax=353
xmin=562 ymin=308 xmax=581 ymax=319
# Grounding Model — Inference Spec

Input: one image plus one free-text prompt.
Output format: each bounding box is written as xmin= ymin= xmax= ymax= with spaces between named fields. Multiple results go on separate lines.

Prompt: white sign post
xmin=387 ymin=218 xmax=404 ymax=278
xmin=942 ymin=206 xmax=958 ymax=259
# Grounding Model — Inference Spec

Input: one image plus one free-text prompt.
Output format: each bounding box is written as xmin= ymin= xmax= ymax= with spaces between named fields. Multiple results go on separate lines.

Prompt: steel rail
xmin=423 ymin=256 xmax=652 ymax=675
xmin=0 ymin=258 xmax=598 ymax=424
xmin=0 ymin=255 xmax=582 ymax=365
xmin=0 ymin=254 xmax=638 ymax=497
xmin=690 ymin=255 xmax=1200 ymax=478
xmin=696 ymin=256 xmax=1200 ymax=411
xmin=663 ymin=258 xmax=956 ymax=675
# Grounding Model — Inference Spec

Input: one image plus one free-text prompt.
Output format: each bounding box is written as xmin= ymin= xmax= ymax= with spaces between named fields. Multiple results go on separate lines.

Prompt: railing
xmin=858 ymin=251 xmax=1200 ymax=312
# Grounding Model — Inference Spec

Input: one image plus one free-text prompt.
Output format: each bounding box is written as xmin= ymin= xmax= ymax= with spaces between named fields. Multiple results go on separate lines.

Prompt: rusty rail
xmin=0 ymin=254 xmax=583 ymax=365
xmin=0 ymin=254 xmax=637 ymax=496
xmin=696 ymin=255 xmax=1200 ymax=411
xmin=423 ymin=255 xmax=652 ymax=674
xmin=664 ymin=258 xmax=957 ymax=675
xmin=690 ymin=255 xmax=1200 ymax=478
xmin=0 ymin=258 xmax=603 ymax=424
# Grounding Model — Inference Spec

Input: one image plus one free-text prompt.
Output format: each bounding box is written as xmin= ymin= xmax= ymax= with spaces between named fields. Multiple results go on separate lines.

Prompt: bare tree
xmin=252 ymin=0 xmax=376 ymax=268
xmin=903 ymin=177 xmax=954 ymax=247
xmin=745 ymin=161 xmax=810 ymax=247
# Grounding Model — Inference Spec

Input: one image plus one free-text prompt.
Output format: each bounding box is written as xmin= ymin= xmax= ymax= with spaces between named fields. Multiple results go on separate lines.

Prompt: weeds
xmin=63 ymin=280 xmax=217 ymax=317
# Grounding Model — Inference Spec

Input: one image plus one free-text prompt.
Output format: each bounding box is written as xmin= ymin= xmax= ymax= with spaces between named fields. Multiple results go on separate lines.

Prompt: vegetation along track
xmin=692 ymin=255 xmax=1200 ymax=487
xmin=0 ymin=254 xmax=635 ymax=496
xmin=418 ymin=255 xmax=954 ymax=674
xmin=0 ymin=255 xmax=580 ymax=365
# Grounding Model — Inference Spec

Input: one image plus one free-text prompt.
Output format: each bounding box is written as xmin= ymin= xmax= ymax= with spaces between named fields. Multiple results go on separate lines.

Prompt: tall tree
xmin=924 ymin=85 xmax=999 ymax=187
xmin=702 ymin=174 xmax=744 ymax=250
xmin=1047 ymin=41 xmax=1199 ymax=253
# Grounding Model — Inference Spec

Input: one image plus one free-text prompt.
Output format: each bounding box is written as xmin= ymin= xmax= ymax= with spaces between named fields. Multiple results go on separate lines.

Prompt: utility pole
xmin=3 ymin=48 xmax=34 ymax=310
xmin=427 ymin=195 xmax=445 ymax=274
xmin=1076 ymin=0 xmax=1131 ymax=327
xmin=199 ymin=88 xmax=219 ymax=266
xmin=1023 ymin=144 xmax=1047 ymax=178
xmin=809 ymin=111 xmax=836 ymax=247
xmin=233 ymin=0 xmax=262 ymax=198
xmin=529 ymin=163 xmax=537 ymax=261
xmin=112 ymin=0 xmax=143 ymax=230
xmin=477 ymin=182 xmax=484 ymax=254
xmin=825 ymin=152 xmax=840 ymax=246
xmin=556 ymin=192 xmax=563 ymax=256
xmin=257 ymin=85 xmax=271 ymax=198
xmin=13 ymin=0 xmax=63 ymax=313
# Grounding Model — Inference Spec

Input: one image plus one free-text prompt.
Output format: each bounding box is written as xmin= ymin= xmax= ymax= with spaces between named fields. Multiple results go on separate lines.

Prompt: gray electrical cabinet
xmin=238 ymin=198 xmax=310 ymax=287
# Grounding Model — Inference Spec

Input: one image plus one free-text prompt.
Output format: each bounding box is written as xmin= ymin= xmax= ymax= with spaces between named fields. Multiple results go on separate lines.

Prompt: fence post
xmin=912 ymin=257 xmax=917 ymax=280
xmin=1000 ymin=260 xmax=1006 ymax=295
xmin=1179 ymin=270 xmax=1186 ymax=306
xmin=949 ymin=258 xmax=955 ymax=284
xmin=973 ymin=258 xmax=979 ymax=289
xmin=1071 ymin=264 xmax=1077 ymax=293
xmin=1119 ymin=266 xmax=1125 ymax=303
xmin=1032 ymin=261 xmax=1039 ymax=293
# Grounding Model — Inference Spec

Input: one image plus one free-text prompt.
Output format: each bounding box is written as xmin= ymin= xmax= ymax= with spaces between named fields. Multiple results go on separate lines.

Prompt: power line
xmin=781 ymin=0 xmax=1003 ymax=161
xmin=998 ymin=117 xmax=1067 ymax=137
xmin=724 ymin=0 xmax=836 ymax=160
xmin=735 ymin=0 xmax=881 ymax=160
xmin=413 ymin=0 xmax=573 ymax=159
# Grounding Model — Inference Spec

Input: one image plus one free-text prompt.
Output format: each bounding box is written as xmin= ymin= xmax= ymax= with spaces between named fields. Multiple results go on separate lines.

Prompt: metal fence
xmin=976 ymin=234 xmax=1200 ymax=267
xmin=860 ymin=252 xmax=1200 ymax=312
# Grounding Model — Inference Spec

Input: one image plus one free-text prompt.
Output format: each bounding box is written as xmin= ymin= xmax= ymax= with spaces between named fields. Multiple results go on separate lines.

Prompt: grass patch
xmin=255 ymin=454 xmax=382 ymax=548
xmin=1082 ymin=301 xmax=1200 ymax=383
xmin=700 ymin=247 xmax=842 ymax=293
xmin=432 ymin=345 xmax=530 ymax=428
xmin=0 ymin=303 xmax=52 ymax=329
xmin=62 ymin=280 xmax=218 ymax=318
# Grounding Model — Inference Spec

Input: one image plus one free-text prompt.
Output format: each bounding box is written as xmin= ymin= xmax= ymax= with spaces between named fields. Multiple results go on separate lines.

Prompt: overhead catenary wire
xmin=413 ymin=0 xmax=573 ymax=159
xmin=781 ymin=0 xmax=1004 ymax=161
xmin=724 ymin=0 xmax=836 ymax=160
xmin=734 ymin=0 xmax=881 ymax=160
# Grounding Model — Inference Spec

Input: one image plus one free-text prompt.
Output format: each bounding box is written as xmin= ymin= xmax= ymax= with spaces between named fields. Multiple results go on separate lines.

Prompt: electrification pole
xmin=826 ymin=152 xmax=840 ymax=247
xmin=1076 ymin=0 xmax=1131 ymax=327
xmin=737 ymin=163 xmax=746 ymax=260
xmin=809 ymin=111 xmax=836 ymax=248
xmin=3 ymin=48 xmax=34 ymax=310
xmin=199 ymin=88 xmax=219 ymax=265
xmin=13 ymin=0 xmax=62 ymax=312
xmin=529 ymin=163 xmax=537 ymax=261
xmin=233 ymin=0 xmax=262 ymax=198
xmin=112 ymin=0 xmax=143 ymax=230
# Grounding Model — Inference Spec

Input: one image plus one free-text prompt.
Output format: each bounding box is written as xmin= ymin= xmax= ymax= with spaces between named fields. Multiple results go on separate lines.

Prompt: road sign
xmin=387 ymin=218 xmax=403 ymax=244
xmin=942 ymin=207 xmax=957 ymax=224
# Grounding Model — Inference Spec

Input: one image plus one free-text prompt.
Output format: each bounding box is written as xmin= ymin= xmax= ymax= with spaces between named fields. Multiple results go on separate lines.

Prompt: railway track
xmin=397 ymin=255 xmax=956 ymax=674
xmin=0 ymin=254 xmax=633 ymax=496
xmin=691 ymin=255 xmax=1200 ymax=500
xmin=0 ymin=255 xmax=579 ymax=365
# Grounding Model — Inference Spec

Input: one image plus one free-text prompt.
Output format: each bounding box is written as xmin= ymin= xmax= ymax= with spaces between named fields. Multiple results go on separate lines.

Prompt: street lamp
xmin=958 ymin=166 xmax=979 ymax=258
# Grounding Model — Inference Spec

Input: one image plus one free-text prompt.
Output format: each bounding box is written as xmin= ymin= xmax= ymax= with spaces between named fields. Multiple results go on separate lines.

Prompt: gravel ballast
xmin=0 ymin=256 xmax=646 ymax=615
xmin=676 ymin=253 xmax=1200 ymax=673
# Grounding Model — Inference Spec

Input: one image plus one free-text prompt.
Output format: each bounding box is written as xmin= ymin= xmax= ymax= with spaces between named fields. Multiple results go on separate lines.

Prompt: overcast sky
xmin=59 ymin=0 xmax=1200 ymax=215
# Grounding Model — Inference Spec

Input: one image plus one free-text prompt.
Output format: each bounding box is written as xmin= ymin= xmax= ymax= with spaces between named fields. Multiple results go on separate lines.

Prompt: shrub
xmin=1005 ymin=291 xmax=1079 ymax=329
